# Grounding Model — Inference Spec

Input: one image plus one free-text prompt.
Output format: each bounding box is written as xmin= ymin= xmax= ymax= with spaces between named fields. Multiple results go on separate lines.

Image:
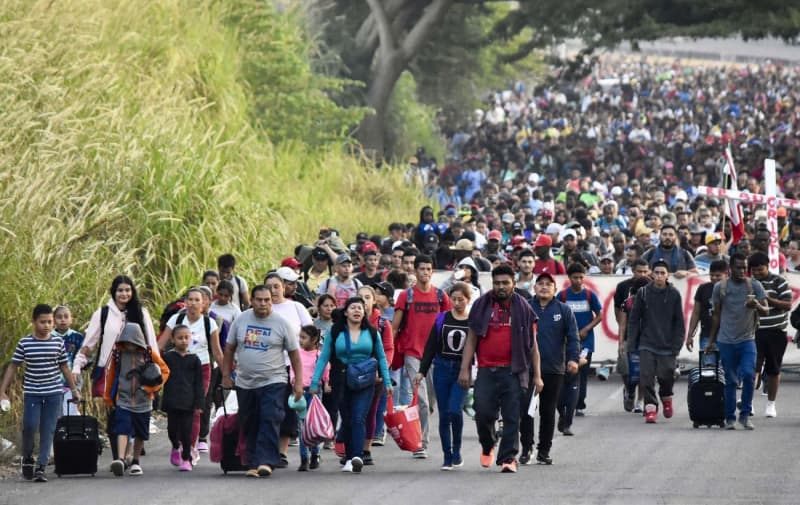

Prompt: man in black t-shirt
xmin=613 ymin=258 xmax=650 ymax=412
xmin=686 ymin=259 xmax=728 ymax=363
xmin=355 ymin=249 xmax=384 ymax=285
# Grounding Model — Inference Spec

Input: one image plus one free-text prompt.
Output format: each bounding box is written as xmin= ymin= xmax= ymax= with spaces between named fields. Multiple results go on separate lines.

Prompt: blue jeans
xmin=22 ymin=393 xmax=62 ymax=467
xmin=402 ymin=355 xmax=429 ymax=448
xmin=339 ymin=383 xmax=375 ymax=460
xmin=237 ymin=383 xmax=285 ymax=469
xmin=557 ymin=372 xmax=579 ymax=428
xmin=391 ymin=369 xmax=410 ymax=406
xmin=473 ymin=367 xmax=521 ymax=464
xmin=298 ymin=390 xmax=320 ymax=460
xmin=718 ymin=340 xmax=756 ymax=421
xmin=432 ymin=357 xmax=467 ymax=464
xmin=373 ymin=389 xmax=387 ymax=437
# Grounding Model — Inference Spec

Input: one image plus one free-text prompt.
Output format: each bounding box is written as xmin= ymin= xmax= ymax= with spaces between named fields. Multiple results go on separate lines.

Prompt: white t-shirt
xmin=166 ymin=312 xmax=218 ymax=365
xmin=271 ymin=300 xmax=311 ymax=365
xmin=210 ymin=301 xmax=241 ymax=324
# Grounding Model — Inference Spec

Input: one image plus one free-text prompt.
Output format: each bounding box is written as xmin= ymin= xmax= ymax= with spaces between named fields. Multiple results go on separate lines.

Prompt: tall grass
xmin=0 ymin=0 xmax=424 ymax=434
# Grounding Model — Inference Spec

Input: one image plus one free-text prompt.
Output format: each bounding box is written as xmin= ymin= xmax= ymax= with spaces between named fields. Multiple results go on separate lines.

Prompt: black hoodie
xmin=626 ymin=282 xmax=685 ymax=356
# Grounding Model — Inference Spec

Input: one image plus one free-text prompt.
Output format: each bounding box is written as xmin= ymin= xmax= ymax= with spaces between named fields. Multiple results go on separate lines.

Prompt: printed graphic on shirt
xmin=244 ymin=326 xmax=271 ymax=351
xmin=489 ymin=305 xmax=511 ymax=328
xmin=565 ymin=299 xmax=590 ymax=316
xmin=413 ymin=301 xmax=441 ymax=315
xmin=441 ymin=323 xmax=467 ymax=359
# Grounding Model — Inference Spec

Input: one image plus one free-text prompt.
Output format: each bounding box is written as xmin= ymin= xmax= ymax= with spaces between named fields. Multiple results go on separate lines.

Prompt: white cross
xmin=696 ymin=159 xmax=795 ymax=274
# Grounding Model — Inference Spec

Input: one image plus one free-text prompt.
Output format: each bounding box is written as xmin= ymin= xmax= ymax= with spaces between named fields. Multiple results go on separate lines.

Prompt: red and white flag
xmin=722 ymin=146 xmax=745 ymax=244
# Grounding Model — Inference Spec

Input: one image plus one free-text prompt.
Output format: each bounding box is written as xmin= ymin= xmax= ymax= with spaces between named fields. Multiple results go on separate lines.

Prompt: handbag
xmin=344 ymin=330 xmax=377 ymax=391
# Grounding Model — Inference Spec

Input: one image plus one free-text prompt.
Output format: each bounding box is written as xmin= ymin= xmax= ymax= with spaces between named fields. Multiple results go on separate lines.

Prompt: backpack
xmin=320 ymin=276 xmax=363 ymax=298
xmin=558 ymin=288 xmax=594 ymax=305
xmin=233 ymin=275 xmax=247 ymax=311
xmin=159 ymin=297 xmax=186 ymax=333
xmin=718 ymin=278 xmax=759 ymax=331
xmin=398 ymin=286 xmax=446 ymax=334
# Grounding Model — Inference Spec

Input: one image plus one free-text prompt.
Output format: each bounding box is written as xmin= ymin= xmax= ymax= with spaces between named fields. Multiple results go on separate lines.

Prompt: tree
xmin=318 ymin=0 xmax=800 ymax=159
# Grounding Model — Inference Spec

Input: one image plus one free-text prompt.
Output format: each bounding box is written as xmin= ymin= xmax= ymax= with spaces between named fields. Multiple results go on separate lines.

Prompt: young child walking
xmin=52 ymin=305 xmax=85 ymax=416
xmin=162 ymin=325 xmax=204 ymax=472
xmin=292 ymin=325 xmax=329 ymax=471
xmin=104 ymin=322 xmax=169 ymax=477
xmin=0 ymin=304 xmax=81 ymax=482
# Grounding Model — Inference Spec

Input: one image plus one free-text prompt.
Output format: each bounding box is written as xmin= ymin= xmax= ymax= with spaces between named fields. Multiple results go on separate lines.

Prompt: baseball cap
xmin=502 ymin=212 xmax=515 ymax=224
xmin=561 ymin=229 xmax=577 ymax=240
xmin=705 ymin=232 xmax=725 ymax=245
xmin=488 ymin=230 xmax=502 ymax=241
xmin=599 ymin=253 xmax=614 ymax=263
xmin=312 ymin=247 xmax=329 ymax=260
xmin=335 ymin=253 xmax=352 ymax=265
xmin=540 ymin=209 xmax=554 ymax=218
xmin=360 ymin=241 xmax=379 ymax=254
xmin=424 ymin=234 xmax=439 ymax=245
xmin=536 ymin=272 xmax=556 ymax=284
xmin=276 ymin=266 xmax=300 ymax=282
xmin=534 ymin=234 xmax=553 ymax=248
xmin=453 ymin=238 xmax=474 ymax=251
xmin=281 ymin=257 xmax=302 ymax=269
xmin=374 ymin=281 xmax=395 ymax=300
xmin=544 ymin=223 xmax=562 ymax=235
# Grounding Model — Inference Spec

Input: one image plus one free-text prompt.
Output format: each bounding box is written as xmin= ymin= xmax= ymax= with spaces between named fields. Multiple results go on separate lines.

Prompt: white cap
xmin=276 ymin=267 xmax=300 ymax=282
xmin=545 ymin=223 xmax=563 ymax=235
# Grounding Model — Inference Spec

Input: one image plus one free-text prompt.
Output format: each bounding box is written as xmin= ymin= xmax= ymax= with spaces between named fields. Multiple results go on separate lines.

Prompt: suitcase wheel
xmin=692 ymin=423 xmax=699 ymax=429
xmin=57 ymin=474 xmax=62 ymax=478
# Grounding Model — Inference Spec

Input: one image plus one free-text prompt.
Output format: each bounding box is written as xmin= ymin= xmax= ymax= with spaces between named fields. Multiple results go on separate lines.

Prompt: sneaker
xmin=246 ymin=468 xmax=259 ymax=478
xmin=191 ymin=448 xmax=200 ymax=466
xmin=561 ymin=427 xmax=574 ymax=436
xmin=309 ymin=454 xmax=321 ymax=470
xmin=372 ymin=431 xmax=386 ymax=446
xmin=170 ymin=448 xmax=181 ymax=466
xmin=323 ymin=440 xmax=335 ymax=451
xmin=519 ymin=448 xmax=532 ymax=465
xmin=452 ymin=454 xmax=463 ymax=467
xmin=662 ymin=399 xmax=673 ymax=419
xmin=441 ymin=462 xmax=454 ymax=471
xmin=645 ymin=410 xmax=657 ymax=424
xmin=129 ymin=464 xmax=143 ymax=476
xmin=179 ymin=460 xmax=192 ymax=472
xmin=351 ymin=456 xmax=363 ymax=473
xmin=297 ymin=458 xmax=309 ymax=472
xmin=556 ymin=416 xmax=565 ymax=433
xmin=536 ymin=452 xmax=552 ymax=465
xmin=341 ymin=460 xmax=353 ymax=472
xmin=765 ymin=401 xmax=777 ymax=418
xmin=623 ymin=395 xmax=634 ymax=413
xmin=575 ymin=409 xmax=585 ymax=417
xmin=739 ymin=416 xmax=755 ymax=430
xmin=196 ymin=440 xmax=209 ymax=453
xmin=22 ymin=457 xmax=34 ymax=480
xmin=288 ymin=437 xmax=299 ymax=447
xmin=412 ymin=448 xmax=428 ymax=459
xmin=362 ymin=452 xmax=374 ymax=466
xmin=257 ymin=464 xmax=272 ymax=477
xmin=33 ymin=466 xmax=47 ymax=483
xmin=479 ymin=448 xmax=494 ymax=468
xmin=633 ymin=401 xmax=643 ymax=414
xmin=276 ymin=453 xmax=289 ymax=468
xmin=501 ymin=460 xmax=517 ymax=473
xmin=110 ymin=459 xmax=125 ymax=477
xmin=725 ymin=419 xmax=736 ymax=430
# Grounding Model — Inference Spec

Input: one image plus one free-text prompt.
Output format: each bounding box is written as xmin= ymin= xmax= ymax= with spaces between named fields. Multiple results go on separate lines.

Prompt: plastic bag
xmin=384 ymin=387 xmax=422 ymax=452
xmin=301 ymin=395 xmax=334 ymax=448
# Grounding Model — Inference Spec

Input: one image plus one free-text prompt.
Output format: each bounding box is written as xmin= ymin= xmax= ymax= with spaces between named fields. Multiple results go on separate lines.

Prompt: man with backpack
xmin=317 ymin=254 xmax=363 ymax=308
xmin=217 ymin=254 xmax=250 ymax=311
xmin=627 ymin=260 xmax=685 ymax=424
xmin=392 ymin=254 xmax=452 ymax=459
xmin=533 ymin=234 xmax=566 ymax=275
xmin=641 ymin=225 xmax=698 ymax=279
xmin=705 ymin=253 xmax=769 ymax=430
xmin=556 ymin=263 xmax=602 ymax=430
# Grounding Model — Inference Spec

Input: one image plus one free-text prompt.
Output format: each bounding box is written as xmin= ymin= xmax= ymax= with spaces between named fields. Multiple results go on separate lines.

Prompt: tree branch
xmin=400 ymin=0 xmax=454 ymax=61
xmin=366 ymin=0 xmax=400 ymax=52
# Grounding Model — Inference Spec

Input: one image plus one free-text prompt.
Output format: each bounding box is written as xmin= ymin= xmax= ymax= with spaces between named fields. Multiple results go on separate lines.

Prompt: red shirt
xmin=369 ymin=309 xmax=394 ymax=365
xmin=534 ymin=258 xmax=565 ymax=275
xmin=396 ymin=286 xmax=452 ymax=359
xmin=477 ymin=300 xmax=512 ymax=367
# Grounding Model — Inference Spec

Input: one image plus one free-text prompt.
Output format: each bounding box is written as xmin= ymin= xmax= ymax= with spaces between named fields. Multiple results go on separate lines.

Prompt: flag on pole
xmin=722 ymin=146 xmax=745 ymax=244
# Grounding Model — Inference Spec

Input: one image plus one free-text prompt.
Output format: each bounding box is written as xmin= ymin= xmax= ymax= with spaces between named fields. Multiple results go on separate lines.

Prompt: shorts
xmin=279 ymin=381 xmax=298 ymax=438
xmin=756 ymin=329 xmax=788 ymax=376
xmin=115 ymin=408 xmax=151 ymax=440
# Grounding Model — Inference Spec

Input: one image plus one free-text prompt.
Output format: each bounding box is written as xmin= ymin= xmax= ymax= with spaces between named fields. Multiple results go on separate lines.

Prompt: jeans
xmin=373 ymin=389 xmax=387 ymax=437
xmin=557 ymin=372 xmax=579 ymax=428
xmin=237 ymin=383 xmax=285 ymax=468
xmin=473 ymin=367 xmax=521 ymax=465
xmin=402 ymin=355 xmax=429 ymax=448
xmin=339 ymin=383 xmax=375 ymax=460
xmin=298 ymin=390 xmax=320 ymax=460
xmin=365 ymin=382 xmax=385 ymax=440
xmin=522 ymin=373 xmax=562 ymax=456
xmin=577 ymin=352 xmax=592 ymax=410
xmin=22 ymin=393 xmax=62 ymax=467
xmin=639 ymin=350 xmax=676 ymax=408
xmin=432 ymin=357 xmax=467 ymax=464
xmin=718 ymin=340 xmax=757 ymax=421
xmin=390 ymin=369 xmax=408 ymax=406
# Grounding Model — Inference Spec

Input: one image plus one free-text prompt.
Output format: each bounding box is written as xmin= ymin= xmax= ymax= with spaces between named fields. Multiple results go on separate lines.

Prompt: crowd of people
xmin=2 ymin=55 xmax=800 ymax=481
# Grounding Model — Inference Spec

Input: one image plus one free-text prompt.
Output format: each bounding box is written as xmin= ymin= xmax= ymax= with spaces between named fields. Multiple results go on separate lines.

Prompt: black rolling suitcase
xmin=212 ymin=387 xmax=248 ymax=474
xmin=687 ymin=351 xmax=725 ymax=428
xmin=54 ymin=400 xmax=102 ymax=477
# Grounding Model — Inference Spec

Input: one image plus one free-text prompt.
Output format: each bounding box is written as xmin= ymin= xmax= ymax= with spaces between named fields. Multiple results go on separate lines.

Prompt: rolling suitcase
xmin=54 ymin=400 xmax=102 ymax=477
xmin=210 ymin=387 xmax=248 ymax=474
xmin=687 ymin=351 xmax=725 ymax=429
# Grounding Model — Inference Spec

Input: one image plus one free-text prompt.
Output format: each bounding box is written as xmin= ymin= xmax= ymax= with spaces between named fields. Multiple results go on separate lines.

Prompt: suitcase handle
xmin=699 ymin=350 xmax=720 ymax=375
xmin=216 ymin=386 xmax=235 ymax=417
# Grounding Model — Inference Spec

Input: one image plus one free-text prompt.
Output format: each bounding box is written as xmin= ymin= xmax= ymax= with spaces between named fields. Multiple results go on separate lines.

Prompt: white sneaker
xmin=341 ymin=460 xmax=353 ymax=472
xmin=149 ymin=419 xmax=160 ymax=434
xmin=191 ymin=448 xmax=200 ymax=465
xmin=765 ymin=401 xmax=777 ymax=418
xmin=129 ymin=464 xmax=143 ymax=476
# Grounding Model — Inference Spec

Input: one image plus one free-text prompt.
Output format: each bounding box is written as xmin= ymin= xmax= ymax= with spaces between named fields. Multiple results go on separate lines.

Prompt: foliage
xmin=0 ymin=0 xmax=423 ymax=434
xmin=385 ymin=72 xmax=446 ymax=163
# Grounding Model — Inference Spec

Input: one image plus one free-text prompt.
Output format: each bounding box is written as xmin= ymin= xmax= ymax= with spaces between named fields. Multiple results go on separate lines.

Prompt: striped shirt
xmin=757 ymin=274 xmax=791 ymax=331
xmin=11 ymin=335 xmax=67 ymax=395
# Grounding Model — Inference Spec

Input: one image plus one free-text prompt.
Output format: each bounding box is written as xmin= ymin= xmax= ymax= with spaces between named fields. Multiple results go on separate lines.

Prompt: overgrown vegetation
xmin=0 ymin=0 xmax=423 ymax=434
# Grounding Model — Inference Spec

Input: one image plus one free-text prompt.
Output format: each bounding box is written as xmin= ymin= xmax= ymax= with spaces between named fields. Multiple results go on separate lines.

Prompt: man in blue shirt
xmin=557 ymin=263 xmax=603 ymax=429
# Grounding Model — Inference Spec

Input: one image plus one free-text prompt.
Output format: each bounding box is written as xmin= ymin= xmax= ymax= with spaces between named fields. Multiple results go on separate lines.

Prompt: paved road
xmin=4 ymin=377 xmax=800 ymax=505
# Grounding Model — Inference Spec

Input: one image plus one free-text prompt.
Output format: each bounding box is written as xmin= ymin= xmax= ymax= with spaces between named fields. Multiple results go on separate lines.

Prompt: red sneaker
xmin=480 ymin=449 xmax=494 ymax=468
xmin=645 ymin=409 xmax=657 ymax=424
xmin=662 ymin=399 xmax=673 ymax=418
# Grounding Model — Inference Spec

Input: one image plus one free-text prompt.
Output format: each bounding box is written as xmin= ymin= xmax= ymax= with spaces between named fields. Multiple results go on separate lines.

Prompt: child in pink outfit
xmin=292 ymin=325 xmax=329 ymax=471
